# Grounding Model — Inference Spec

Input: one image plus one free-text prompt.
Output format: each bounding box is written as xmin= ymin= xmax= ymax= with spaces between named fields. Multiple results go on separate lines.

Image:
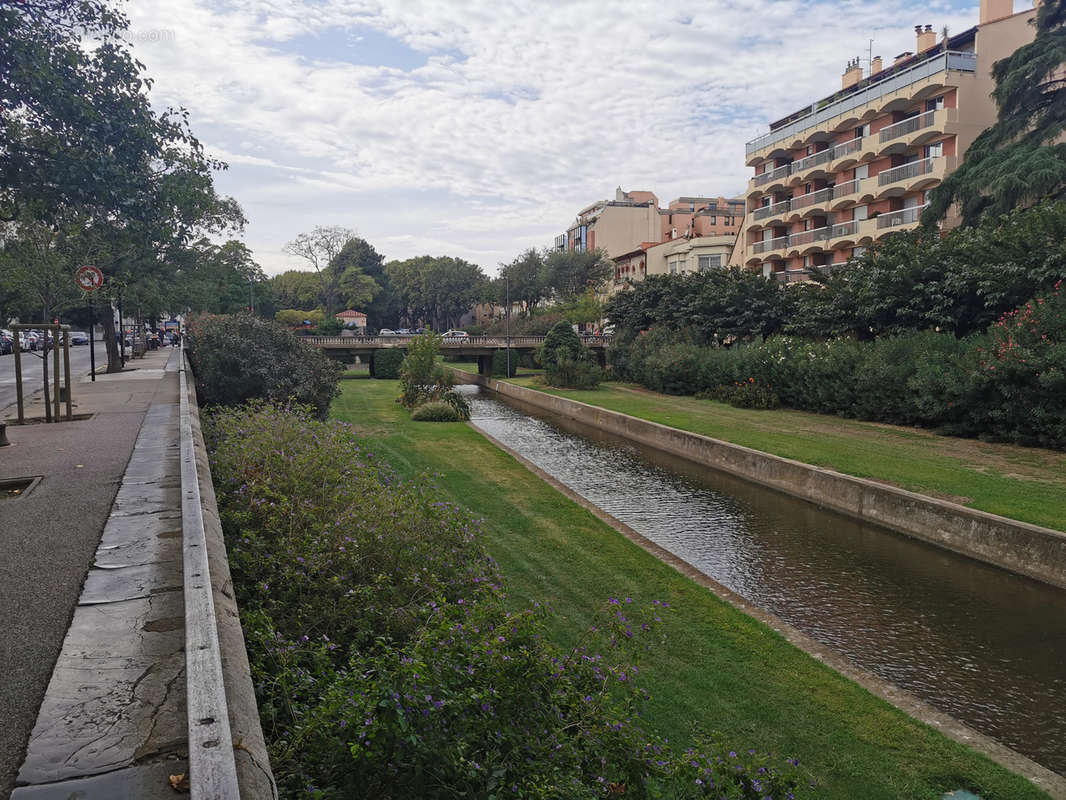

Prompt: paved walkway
xmin=0 ymin=347 xmax=185 ymax=800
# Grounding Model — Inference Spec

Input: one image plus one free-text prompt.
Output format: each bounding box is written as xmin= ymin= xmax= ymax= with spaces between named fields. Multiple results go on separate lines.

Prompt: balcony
xmin=830 ymin=220 xmax=859 ymax=238
xmin=876 ymin=203 xmax=928 ymax=229
xmin=752 ymin=163 xmax=791 ymax=187
xmin=789 ymin=147 xmax=835 ymax=178
xmin=791 ymin=186 xmax=834 ymax=212
xmin=789 ymin=226 xmax=832 ymax=247
xmin=753 ymin=198 xmax=791 ymax=221
xmin=746 ymin=50 xmax=977 ymax=158
xmin=829 ymin=136 xmax=865 ymax=169
xmin=879 ymin=111 xmax=935 ymax=143
xmin=878 ymin=156 xmax=938 ymax=187
xmin=753 ymin=235 xmax=789 ymax=254
xmin=832 ymin=179 xmax=858 ymax=200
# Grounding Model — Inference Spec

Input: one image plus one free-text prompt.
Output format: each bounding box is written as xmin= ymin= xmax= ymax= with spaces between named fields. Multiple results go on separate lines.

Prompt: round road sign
xmin=76 ymin=265 xmax=104 ymax=292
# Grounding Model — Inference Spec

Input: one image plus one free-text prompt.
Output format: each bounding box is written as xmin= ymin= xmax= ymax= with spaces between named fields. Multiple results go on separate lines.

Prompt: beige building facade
xmin=732 ymin=0 xmax=1039 ymax=283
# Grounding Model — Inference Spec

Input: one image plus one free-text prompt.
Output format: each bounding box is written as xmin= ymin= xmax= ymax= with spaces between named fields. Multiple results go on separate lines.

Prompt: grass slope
xmin=486 ymin=377 xmax=1066 ymax=533
xmin=332 ymin=379 xmax=1048 ymax=800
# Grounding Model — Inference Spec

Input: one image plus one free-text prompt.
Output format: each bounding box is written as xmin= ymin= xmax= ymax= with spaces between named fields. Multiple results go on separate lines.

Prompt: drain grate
xmin=0 ymin=476 xmax=41 ymax=500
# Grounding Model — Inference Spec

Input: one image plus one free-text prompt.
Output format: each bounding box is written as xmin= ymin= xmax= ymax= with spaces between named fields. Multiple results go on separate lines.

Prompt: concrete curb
xmin=183 ymin=354 xmax=277 ymax=799
xmin=453 ymin=369 xmax=1066 ymax=590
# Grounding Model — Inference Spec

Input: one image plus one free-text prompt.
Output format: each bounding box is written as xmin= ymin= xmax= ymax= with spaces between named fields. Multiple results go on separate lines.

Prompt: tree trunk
xmin=102 ymin=311 xmax=121 ymax=373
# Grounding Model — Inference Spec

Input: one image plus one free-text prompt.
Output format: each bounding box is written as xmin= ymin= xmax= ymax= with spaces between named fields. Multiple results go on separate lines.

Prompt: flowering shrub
xmin=186 ymin=312 xmax=340 ymax=419
xmin=207 ymin=403 xmax=813 ymax=798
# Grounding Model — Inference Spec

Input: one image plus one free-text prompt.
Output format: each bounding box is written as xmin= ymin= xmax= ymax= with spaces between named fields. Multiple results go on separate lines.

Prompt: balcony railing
xmin=831 ymin=220 xmax=859 ymax=237
xmin=876 ymin=204 xmax=928 ymax=229
xmin=753 ymin=163 xmax=792 ymax=186
xmin=791 ymin=186 xmax=834 ymax=210
xmin=878 ymin=157 xmax=937 ymax=186
xmin=753 ymin=235 xmax=789 ymax=254
xmin=832 ymin=137 xmax=864 ymax=159
xmin=832 ymin=179 xmax=859 ymax=199
xmin=878 ymin=110 xmax=935 ymax=143
xmin=753 ymin=198 xmax=791 ymax=221
xmin=789 ymin=226 xmax=832 ymax=246
xmin=746 ymin=51 xmax=976 ymax=155
xmin=790 ymin=147 xmax=834 ymax=173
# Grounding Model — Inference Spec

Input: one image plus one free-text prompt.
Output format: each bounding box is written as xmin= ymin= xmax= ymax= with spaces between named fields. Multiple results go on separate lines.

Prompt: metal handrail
xmin=831 ymin=220 xmax=859 ymax=237
xmin=790 ymin=147 xmax=835 ymax=173
xmin=832 ymin=136 xmax=864 ymax=158
xmin=753 ymin=236 xmax=789 ymax=254
xmin=878 ymin=156 xmax=937 ymax=186
xmin=753 ymin=199 xmax=791 ymax=220
xmin=746 ymin=51 xmax=976 ymax=155
xmin=833 ymin=179 xmax=859 ymax=198
xmin=791 ymin=187 xmax=834 ymax=210
xmin=879 ymin=110 xmax=935 ymax=143
xmin=876 ymin=203 xmax=928 ymax=228
xmin=179 ymin=342 xmax=241 ymax=798
xmin=789 ymin=226 xmax=832 ymax=246
xmin=752 ymin=163 xmax=792 ymax=186
xmin=305 ymin=335 xmax=612 ymax=347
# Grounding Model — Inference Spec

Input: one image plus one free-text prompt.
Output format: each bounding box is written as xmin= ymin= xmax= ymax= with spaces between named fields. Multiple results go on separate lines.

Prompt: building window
xmin=925 ymin=141 xmax=943 ymax=158
xmin=698 ymin=255 xmax=722 ymax=271
xmin=710 ymin=216 xmax=717 ymax=224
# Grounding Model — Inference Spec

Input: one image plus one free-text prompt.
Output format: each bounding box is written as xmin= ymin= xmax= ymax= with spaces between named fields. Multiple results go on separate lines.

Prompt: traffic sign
xmin=75 ymin=265 xmax=104 ymax=292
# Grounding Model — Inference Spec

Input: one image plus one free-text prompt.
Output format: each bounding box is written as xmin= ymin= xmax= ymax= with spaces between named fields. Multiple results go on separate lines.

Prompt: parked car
xmin=441 ymin=330 xmax=469 ymax=339
xmin=69 ymin=331 xmax=90 ymax=345
xmin=0 ymin=333 xmax=12 ymax=355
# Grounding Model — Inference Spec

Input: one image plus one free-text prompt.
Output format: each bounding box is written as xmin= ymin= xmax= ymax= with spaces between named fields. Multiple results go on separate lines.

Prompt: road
xmin=0 ymin=340 xmax=109 ymax=415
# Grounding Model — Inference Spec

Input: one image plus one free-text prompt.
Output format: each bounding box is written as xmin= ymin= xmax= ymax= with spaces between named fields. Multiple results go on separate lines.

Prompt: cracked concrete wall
xmin=183 ymin=354 xmax=277 ymax=800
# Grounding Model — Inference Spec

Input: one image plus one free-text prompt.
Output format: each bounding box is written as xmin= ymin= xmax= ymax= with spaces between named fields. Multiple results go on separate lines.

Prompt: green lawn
xmin=471 ymin=375 xmax=1066 ymax=533
xmin=332 ymin=379 xmax=1050 ymax=800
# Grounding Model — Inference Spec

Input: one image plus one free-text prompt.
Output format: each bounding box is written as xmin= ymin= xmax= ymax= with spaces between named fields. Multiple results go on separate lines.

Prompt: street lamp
xmin=505 ymin=274 xmax=511 ymax=377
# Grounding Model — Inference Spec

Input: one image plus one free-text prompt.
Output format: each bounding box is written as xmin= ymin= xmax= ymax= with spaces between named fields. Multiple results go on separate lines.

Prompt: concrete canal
xmin=460 ymin=386 xmax=1066 ymax=776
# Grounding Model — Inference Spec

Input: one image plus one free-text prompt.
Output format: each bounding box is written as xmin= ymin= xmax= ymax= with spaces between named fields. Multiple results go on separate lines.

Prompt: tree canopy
xmin=924 ymin=0 xmax=1066 ymax=224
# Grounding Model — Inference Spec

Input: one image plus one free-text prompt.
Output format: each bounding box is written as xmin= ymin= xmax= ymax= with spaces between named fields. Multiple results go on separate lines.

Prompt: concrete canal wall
xmin=452 ymin=369 xmax=1066 ymax=590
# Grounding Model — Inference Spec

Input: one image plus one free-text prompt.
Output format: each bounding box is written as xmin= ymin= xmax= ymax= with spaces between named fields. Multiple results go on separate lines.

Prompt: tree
xmin=386 ymin=256 xmax=488 ymax=331
xmin=272 ymin=270 xmax=322 ymax=310
xmin=284 ymin=226 xmax=356 ymax=315
xmin=498 ymin=248 xmax=551 ymax=318
xmin=327 ymin=237 xmax=382 ymax=312
xmin=924 ymin=0 xmax=1066 ymax=225
xmin=544 ymin=247 xmax=613 ymax=297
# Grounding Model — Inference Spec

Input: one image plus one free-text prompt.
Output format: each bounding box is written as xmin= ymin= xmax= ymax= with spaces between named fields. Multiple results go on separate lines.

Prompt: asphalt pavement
xmin=0 ymin=347 xmax=181 ymax=799
xmin=0 ymin=342 xmax=109 ymax=414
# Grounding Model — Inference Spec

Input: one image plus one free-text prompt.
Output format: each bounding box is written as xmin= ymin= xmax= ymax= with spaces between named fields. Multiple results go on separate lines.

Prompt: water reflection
xmin=462 ymin=386 xmax=1066 ymax=775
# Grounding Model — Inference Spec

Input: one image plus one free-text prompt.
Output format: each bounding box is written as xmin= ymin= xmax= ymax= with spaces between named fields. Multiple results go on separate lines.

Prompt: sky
xmin=122 ymin=0 xmax=1002 ymax=277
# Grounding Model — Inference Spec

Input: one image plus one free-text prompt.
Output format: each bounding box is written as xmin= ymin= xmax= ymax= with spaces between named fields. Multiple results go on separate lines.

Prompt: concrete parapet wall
xmin=452 ymin=369 xmax=1066 ymax=590
xmin=184 ymin=355 xmax=277 ymax=798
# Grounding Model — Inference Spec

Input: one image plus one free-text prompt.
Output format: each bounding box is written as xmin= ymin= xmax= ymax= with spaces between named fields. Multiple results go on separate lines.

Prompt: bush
xmin=206 ymin=404 xmax=811 ymax=798
xmin=491 ymin=348 xmax=517 ymax=377
xmin=544 ymin=356 xmax=602 ymax=389
xmin=373 ymin=348 xmax=404 ymax=379
xmin=399 ymin=331 xmax=451 ymax=407
xmin=186 ymin=312 xmax=340 ymax=419
xmin=708 ymin=379 xmax=780 ymax=410
xmin=313 ymin=316 xmax=342 ymax=336
xmin=410 ymin=400 xmax=461 ymax=421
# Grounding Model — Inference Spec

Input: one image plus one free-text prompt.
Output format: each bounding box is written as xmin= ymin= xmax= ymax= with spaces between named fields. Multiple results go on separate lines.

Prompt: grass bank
xmin=471 ymin=375 xmax=1066 ymax=533
xmin=332 ymin=379 xmax=1048 ymax=800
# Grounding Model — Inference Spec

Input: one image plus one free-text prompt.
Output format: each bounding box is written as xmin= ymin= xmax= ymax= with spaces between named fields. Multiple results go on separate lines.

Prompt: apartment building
xmin=612 ymin=235 xmax=736 ymax=289
xmin=733 ymin=0 xmax=1039 ymax=283
xmin=561 ymin=188 xmax=742 ymax=260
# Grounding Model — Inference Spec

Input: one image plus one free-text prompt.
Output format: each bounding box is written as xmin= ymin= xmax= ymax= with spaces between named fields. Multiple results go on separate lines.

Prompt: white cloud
xmin=125 ymin=0 xmax=983 ymax=275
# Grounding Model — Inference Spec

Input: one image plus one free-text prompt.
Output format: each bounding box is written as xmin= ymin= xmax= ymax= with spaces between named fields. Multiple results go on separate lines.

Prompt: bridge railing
xmin=305 ymin=335 xmax=612 ymax=347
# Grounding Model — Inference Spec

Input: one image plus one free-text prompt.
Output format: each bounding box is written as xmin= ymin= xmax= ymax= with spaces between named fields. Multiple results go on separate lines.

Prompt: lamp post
xmin=505 ymin=274 xmax=511 ymax=377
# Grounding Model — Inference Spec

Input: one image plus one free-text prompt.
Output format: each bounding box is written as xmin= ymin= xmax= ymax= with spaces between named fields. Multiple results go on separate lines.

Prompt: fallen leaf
xmin=168 ymin=773 xmax=189 ymax=793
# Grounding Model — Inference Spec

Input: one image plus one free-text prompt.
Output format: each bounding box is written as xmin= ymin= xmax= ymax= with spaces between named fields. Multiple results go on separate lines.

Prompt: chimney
xmin=871 ymin=55 xmax=883 ymax=75
xmin=894 ymin=51 xmax=914 ymax=66
xmin=979 ymin=0 xmax=1014 ymax=23
xmin=842 ymin=58 xmax=863 ymax=89
xmin=916 ymin=24 xmax=937 ymax=52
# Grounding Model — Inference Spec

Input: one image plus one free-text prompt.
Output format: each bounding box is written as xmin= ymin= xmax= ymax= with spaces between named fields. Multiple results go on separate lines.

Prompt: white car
xmin=377 ymin=329 xmax=397 ymax=336
xmin=441 ymin=330 xmax=469 ymax=339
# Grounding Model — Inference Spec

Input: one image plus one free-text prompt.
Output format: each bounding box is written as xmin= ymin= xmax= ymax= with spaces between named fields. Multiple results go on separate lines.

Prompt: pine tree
xmin=924 ymin=0 xmax=1066 ymax=224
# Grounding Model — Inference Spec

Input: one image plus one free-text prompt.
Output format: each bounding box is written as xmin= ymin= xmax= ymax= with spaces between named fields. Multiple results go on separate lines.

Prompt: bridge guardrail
xmin=306 ymin=335 xmax=613 ymax=347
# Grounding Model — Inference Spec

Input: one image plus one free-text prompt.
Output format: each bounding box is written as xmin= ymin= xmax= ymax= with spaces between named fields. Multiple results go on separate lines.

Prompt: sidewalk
xmin=0 ymin=347 xmax=185 ymax=800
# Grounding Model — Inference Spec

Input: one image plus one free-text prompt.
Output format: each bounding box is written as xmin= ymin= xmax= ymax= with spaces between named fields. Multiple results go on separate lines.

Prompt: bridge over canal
xmin=306 ymin=335 xmax=611 ymax=375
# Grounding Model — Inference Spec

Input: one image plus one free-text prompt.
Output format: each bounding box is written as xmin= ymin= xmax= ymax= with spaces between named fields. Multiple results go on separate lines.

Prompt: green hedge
xmin=372 ymin=347 xmax=404 ymax=378
xmin=611 ymin=284 xmax=1066 ymax=449
xmin=186 ymin=312 xmax=340 ymax=419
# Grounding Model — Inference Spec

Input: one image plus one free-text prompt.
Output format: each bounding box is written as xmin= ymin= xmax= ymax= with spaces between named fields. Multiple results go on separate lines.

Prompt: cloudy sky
xmin=123 ymin=0 xmax=1002 ymax=276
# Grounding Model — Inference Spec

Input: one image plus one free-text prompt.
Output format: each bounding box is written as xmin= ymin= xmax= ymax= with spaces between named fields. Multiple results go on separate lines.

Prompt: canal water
xmin=461 ymin=386 xmax=1066 ymax=776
